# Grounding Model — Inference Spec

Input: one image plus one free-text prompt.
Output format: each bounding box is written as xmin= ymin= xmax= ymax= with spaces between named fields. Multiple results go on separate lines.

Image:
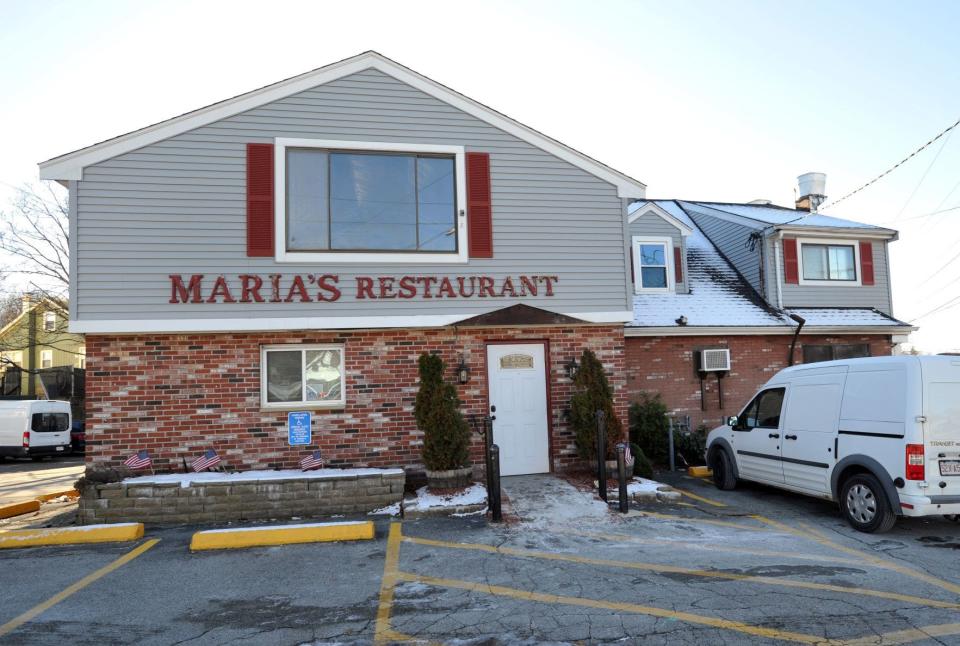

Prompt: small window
xmin=40 ymin=350 xmax=53 ymax=369
xmin=800 ymin=242 xmax=857 ymax=282
xmin=632 ymin=236 xmax=673 ymax=292
xmin=261 ymin=345 xmax=345 ymax=409
xmin=43 ymin=311 xmax=56 ymax=331
xmin=803 ymin=344 xmax=870 ymax=364
xmin=76 ymin=346 xmax=86 ymax=369
xmin=739 ymin=388 xmax=786 ymax=429
xmin=31 ymin=412 xmax=69 ymax=433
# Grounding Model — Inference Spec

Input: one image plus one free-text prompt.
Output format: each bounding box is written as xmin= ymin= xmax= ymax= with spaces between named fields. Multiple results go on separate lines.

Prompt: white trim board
xmin=627 ymin=202 xmax=693 ymax=235
xmin=624 ymin=325 xmax=914 ymax=337
xmin=38 ymin=51 xmax=646 ymax=199
xmin=68 ymin=310 xmax=634 ymax=334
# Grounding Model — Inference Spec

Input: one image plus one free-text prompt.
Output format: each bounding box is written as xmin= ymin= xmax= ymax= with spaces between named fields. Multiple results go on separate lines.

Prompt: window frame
xmin=796 ymin=237 xmax=862 ymax=286
xmin=260 ymin=343 xmax=346 ymax=410
xmin=802 ymin=343 xmax=871 ymax=364
xmin=40 ymin=349 xmax=53 ymax=369
xmin=736 ymin=387 xmax=786 ymax=431
xmin=632 ymin=235 xmax=674 ymax=293
xmin=274 ymin=138 xmax=468 ymax=264
xmin=43 ymin=311 xmax=56 ymax=331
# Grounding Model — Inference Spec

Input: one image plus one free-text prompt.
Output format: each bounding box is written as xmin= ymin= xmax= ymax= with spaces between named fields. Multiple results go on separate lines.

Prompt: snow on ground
xmin=124 ymin=468 xmax=405 ymax=489
xmin=626 ymin=478 xmax=666 ymax=496
xmin=407 ymin=483 xmax=487 ymax=511
xmin=503 ymin=474 xmax=609 ymax=527
xmin=368 ymin=502 xmax=401 ymax=516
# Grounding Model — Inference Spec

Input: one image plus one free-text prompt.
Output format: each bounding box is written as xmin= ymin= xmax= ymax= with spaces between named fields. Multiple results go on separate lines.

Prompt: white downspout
xmin=773 ymin=231 xmax=784 ymax=309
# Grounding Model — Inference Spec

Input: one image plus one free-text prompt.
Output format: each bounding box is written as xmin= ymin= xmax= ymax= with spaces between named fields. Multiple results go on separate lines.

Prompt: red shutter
xmin=246 ymin=143 xmax=275 ymax=257
xmin=783 ymin=238 xmax=799 ymax=284
xmin=673 ymin=247 xmax=683 ymax=284
xmin=466 ymin=152 xmax=493 ymax=258
xmin=860 ymin=241 xmax=875 ymax=285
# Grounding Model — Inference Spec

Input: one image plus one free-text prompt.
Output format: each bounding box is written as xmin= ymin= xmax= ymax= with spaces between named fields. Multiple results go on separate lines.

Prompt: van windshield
xmin=31 ymin=412 xmax=69 ymax=433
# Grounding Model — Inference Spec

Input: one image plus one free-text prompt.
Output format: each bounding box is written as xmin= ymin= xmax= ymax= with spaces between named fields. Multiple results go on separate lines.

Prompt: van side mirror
xmin=726 ymin=416 xmax=738 ymax=427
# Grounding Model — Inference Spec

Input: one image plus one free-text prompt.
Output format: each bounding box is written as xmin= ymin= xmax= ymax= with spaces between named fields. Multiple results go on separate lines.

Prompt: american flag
xmin=191 ymin=449 xmax=221 ymax=472
xmin=123 ymin=450 xmax=152 ymax=470
xmin=624 ymin=444 xmax=633 ymax=464
xmin=300 ymin=450 xmax=324 ymax=471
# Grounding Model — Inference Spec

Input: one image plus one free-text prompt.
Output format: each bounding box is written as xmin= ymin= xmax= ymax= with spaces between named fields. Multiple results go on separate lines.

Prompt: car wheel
xmin=944 ymin=515 xmax=959 ymax=522
xmin=710 ymin=448 xmax=737 ymax=490
xmin=840 ymin=473 xmax=896 ymax=533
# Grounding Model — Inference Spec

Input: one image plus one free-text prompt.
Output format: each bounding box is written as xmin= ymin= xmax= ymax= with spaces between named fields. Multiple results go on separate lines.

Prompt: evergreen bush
xmin=630 ymin=442 xmax=654 ymax=479
xmin=570 ymin=349 xmax=623 ymax=460
xmin=414 ymin=352 xmax=471 ymax=471
xmin=628 ymin=393 xmax=671 ymax=466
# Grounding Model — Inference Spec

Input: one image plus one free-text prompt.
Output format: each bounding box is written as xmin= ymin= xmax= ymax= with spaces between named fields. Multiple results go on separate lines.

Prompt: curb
xmin=0 ymin=500 xmax=41 ymax=520
xmin=0 ymin=523 xmax=144 ymax=549
xmin=36 ymin=489 xmax=80 ymax=503
xmin=189 ymin=520 xmax=375 ymax=551
xmin=688 ymin=466 xmax=713 ymax=477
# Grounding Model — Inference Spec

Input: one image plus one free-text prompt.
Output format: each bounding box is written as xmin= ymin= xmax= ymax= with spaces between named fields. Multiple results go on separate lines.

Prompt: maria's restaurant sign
xmin=169 ymin=274 xmax=559 ymax=304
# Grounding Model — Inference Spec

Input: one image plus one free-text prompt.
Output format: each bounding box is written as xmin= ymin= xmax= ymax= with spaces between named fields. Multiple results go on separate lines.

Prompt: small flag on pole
xmin=300 ymin=450 xmax=324 ymax=471
xmin=624 ymin=443 xmax=633 ymax=465
xmin=191 ymin=449 xmax=221 ymax=472
xmin=123 ymin=450 xmax=152 ymax=470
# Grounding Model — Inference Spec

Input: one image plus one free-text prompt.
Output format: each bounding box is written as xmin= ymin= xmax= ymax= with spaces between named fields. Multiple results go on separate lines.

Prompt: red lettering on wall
xmin=317 ymin=274 xmax=341 ymax=302
xmin=520 ymin=275 xmax=538 ymax=297
xmin=269 ymin=274 xmax=283 ymax=303
xmin=437 ymin=277 xmax=456 ymax=298
xmin=457 ymin=276 xmax=476 ymax=297
xmin=417 ymin=277 xmax=437 ymax=298
xmin=398 ymin=276 xmax=417 ymax=299
xmin=499 ymin=276 xmax=517 ymax=297
xmin=239 ymin=274 xmax=264 ymax=303
xmin=378 ymin=277 xmax=396 ymax=299
xmin=285 ymin=275 xmax=312 ymax=302
xmin=539 ymin=275 xmax=558 ymax=296
xmin=169 ymin=275 xmax=204 ymax=304
xmin=356 ymin=277 xmax=375 ymax=299
xmin=478 ymin=277 xmax=496 ymax=297
xmin=207 ymin=276 xmax=236 ymax=303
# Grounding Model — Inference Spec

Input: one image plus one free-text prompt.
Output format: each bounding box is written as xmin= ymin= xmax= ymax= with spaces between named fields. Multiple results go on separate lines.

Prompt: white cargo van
xmin=706 ymin=356 xmax=960 ymax=533
xmin=0 ymin=400 xmax=72 ymax=460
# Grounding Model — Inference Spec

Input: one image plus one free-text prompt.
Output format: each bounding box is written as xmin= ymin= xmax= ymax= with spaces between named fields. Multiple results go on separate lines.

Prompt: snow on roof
xmin=688 ymin=201 xmax=892 ymax=232
xmin=785 ymin=308 xmax=913 ymax=328
xmin=628 ymin=201 xmax=788 ymax=328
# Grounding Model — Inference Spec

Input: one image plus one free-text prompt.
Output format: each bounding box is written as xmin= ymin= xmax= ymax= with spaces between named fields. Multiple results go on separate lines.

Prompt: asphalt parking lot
xmin=2 ymin=473 xmax=960 ymax=645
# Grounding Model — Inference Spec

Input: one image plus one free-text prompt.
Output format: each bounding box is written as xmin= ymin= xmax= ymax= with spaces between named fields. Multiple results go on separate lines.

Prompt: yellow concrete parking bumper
xmin=35 ymin=489 xmax=80 ymax=503
xmin=0 ymin=523 xmax=145 ymax=549
xmin=0 ymin=500 xmax=41 ymax=520
xmin=688 ymin=466 xmax=713 ymax=478
xmin=190 ymin=521 xmax=375 ymax=551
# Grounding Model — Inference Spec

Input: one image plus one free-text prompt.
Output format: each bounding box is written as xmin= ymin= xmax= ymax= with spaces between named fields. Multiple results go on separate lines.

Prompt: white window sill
xmin=275 ymin=250 xmax=467 ymax=264
xmin=261 ymin=402 xmax=346 ymax=411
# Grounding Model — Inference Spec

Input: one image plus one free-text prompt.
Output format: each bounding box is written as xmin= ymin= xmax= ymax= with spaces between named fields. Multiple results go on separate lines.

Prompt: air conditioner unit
xmin=697 ymin=348 xmax=731 ymax=373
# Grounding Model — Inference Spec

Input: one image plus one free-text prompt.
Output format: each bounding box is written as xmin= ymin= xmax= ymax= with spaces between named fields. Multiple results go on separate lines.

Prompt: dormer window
xmin=795 ymin=238 xmax=862 ymax=286
xmin=632 ymin=236 xmax=674 ymax=293
xmin=43 ymin=311 xmax=56 ymax=331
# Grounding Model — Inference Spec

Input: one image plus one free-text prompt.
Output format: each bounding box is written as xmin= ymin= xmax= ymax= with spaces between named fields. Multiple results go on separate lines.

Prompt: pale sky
xmin=1 ymin=0 xmax=958 ymax=352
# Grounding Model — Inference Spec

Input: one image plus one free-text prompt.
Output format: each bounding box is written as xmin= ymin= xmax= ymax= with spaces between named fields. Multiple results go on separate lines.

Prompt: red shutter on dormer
xmin=860 ymin=241 xmax=875 ymax=285
xmin=783 ymin=238 xmax=799 ymax=284
xmin=246 ymin=143 xmax=275 ymax=257
xmin=466 ymin=152 xmax=493 ymax=258
xmin=673 ymin=247 xmax=683 ymax=284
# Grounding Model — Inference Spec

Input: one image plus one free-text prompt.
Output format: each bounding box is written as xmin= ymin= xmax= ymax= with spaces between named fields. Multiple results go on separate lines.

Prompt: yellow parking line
xmin=674 ymin=488 xmax=727 ymax=507
xmin=842 ymin=621 xmax=960 ymax=646
xmin=753 ymin=515 xmax=960 ymax=597
xmin=402 ymin=535 xmax=959 ymax=610
xmin=628 ymin=510 xmax=767 ymax=531
xmin=0 ymin=538 xmax=159 ymax=638
xmin=375 ymin=523 xmax=402 ymax=644
xmin=397 ymin=571 xmax=833 ymax=645
xmin=553 ymin=528 xmax=862 ymax=566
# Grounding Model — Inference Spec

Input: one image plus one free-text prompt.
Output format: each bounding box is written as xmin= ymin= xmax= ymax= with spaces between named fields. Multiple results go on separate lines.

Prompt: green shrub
xmin=675 ymin=424 xmax=708 ymax=467
xmin=570 ymin=349 xmax=623 ymax=460
xmin=628 ymin=393 xmax=671 ymax=466
xmin=630 ymin=442 xmax=654 ymax=479
xmin=414 ymin=353 xmax=471 ymax=471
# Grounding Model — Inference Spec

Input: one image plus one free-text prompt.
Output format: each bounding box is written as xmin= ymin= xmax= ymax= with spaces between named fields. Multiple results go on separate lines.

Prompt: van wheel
xmin=945 ymin=515 xmax=959 ymax=522
xmin=711 ymin=449 xmax=737 ymax=490
xmin=30 ymin=456 xmax=45 ymax=462
xmin=840 ymin=474 xmax=896 ymax=533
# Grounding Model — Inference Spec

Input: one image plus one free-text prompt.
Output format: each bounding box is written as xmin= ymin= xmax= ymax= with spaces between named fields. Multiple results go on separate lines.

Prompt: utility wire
xmin=911 ymin=293 xmax=960 ymax=322
xmin=890 ymin=127 xmax=954 ymax=223
xmin=822 ymin=116 xmax=960 ymax=209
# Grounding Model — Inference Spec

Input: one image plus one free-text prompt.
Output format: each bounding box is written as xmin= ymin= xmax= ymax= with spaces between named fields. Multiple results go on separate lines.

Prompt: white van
xmin=706 ymin=356 xmax=960 ymax=533
xmin=0 ymin=400 xmax=72 ymax=460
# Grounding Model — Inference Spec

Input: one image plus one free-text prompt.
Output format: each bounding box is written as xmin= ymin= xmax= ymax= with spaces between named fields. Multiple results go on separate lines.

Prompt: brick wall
xmin=625 ymin=334 xmax=895 ymax=430
xmin=86 ymin=325 xmax=626 ymax=473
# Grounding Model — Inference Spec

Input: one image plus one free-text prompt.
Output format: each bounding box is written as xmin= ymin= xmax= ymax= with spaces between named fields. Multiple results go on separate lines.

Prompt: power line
xmin=889 ymin=127 xmax=954 ymax=223
xmin=822 ymin=116 xmax=960 ymax=209
xmin=911 ymin=293 xmax=960 ymax=322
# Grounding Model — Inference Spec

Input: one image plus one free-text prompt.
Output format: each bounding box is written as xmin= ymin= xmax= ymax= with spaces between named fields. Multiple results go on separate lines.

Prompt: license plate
xmin=940 ymin=460 xmax=960 ymax=476
xmin=55 ymin=446 xmax=64 ymax=452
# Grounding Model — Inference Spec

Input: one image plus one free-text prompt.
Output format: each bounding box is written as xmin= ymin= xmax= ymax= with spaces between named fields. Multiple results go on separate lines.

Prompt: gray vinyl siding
xmin=74 ymin=68 xmax=627 ymax=322
xmin=627 ymin=212 xmax=686 ymax=293
xmin=772 ymin=238 xmax=893 ymax=314
xmin=683 ymin=207 xmax=762 ymax=293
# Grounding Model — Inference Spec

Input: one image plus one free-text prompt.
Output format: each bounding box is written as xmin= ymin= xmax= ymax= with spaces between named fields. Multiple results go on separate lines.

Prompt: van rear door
xmin=922 ymin=358 xmax=960 ymax=496
xmin=29 ymin=409 xmax=71 ymax=450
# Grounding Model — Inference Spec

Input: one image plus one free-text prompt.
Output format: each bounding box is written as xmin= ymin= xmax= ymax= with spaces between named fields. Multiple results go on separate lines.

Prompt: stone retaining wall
xmin=78 ymin=471 xmax=405 ymax=525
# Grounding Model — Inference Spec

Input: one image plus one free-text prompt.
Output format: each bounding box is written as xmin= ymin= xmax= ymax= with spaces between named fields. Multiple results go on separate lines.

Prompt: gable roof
xmin=626 ymin=201 xmax=693 ymax=235
xmin=39 ymin=51 xmax=646 ymax=198
xmin=678 ymin=200 xmax=897 ymax=238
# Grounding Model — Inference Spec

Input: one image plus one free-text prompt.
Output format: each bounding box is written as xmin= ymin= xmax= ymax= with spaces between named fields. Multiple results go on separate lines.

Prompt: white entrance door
xmin=486 ymin=343 xmax=550 ymax=476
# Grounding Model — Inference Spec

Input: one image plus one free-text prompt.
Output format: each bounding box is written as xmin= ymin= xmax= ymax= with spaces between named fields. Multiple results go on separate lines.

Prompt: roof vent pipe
xmin=795 ymin=172 xmax=827 ymax=213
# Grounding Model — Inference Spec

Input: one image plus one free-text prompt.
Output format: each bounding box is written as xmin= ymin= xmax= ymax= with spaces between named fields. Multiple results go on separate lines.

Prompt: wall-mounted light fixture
xmin=456 ymin=354 xmax=470 ymax=385
xmin=565 ymin=356 xmax=580 ymax=380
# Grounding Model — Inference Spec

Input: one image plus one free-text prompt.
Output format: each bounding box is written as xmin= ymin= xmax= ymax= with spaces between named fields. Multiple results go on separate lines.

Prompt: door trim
xmin=483 ymin=339 xmax=553 ymax=474
xmin=737 ymin=449 xmax=829 ymax=469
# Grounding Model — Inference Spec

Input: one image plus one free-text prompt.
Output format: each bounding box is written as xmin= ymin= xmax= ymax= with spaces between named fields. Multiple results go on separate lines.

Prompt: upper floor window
xmin=43 ymin=311 xmax=56 ymax=331
xmin=796 ymin=238 xmax=862 ymax=286
xmin=632 ymin=236 xmax=673 ymax=293
xmin=40 ymin=349 xmax=53 ymax=369
xmin=275 ymin=139 xmax=467 ymax=264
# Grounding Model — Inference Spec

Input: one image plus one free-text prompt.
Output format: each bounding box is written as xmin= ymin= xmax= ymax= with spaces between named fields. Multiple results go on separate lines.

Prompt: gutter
xmin=623 ymin=324 xmax=915 ymax=337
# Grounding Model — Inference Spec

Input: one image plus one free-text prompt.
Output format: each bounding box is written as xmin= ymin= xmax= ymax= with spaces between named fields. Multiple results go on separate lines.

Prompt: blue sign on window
xmin=288 ymin=411 xmax=311 ymax=446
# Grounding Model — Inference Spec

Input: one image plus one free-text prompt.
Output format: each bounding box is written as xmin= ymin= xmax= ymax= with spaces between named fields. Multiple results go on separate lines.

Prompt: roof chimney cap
xmin=796 ymin=172 xmax=827 ymax=212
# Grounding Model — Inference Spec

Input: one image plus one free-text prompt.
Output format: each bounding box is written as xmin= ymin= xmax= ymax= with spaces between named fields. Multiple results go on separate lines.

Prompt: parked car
xmin=706 ymin=356 xmax=960 ymax=533
xmin=0 ymin=400 xmax=72 ymax=460
xmin=71 ymin=420 xmax=85 ymax=454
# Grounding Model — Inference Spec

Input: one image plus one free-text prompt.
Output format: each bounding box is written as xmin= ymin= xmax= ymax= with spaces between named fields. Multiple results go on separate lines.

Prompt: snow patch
xmin=407 ymin=483 xmax=487 ymax=511
xmin=368 ymin=503 xmax=401 ymax=517
xmin=124 ymin=468 xmax=404 ymax=489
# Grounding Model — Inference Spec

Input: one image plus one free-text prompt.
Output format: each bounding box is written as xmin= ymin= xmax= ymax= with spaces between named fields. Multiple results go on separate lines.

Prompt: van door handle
xmin=768 ymin=433 xmax=780 ymax=439
xmin=785 ymin=434 xmax=798 ymax=441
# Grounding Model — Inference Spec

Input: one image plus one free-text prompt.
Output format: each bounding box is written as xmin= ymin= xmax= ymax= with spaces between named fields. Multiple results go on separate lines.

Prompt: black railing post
xmin=489 ymin=443 xmax=503 ymax=522
xmin=596 ymin=410 xmax=607 ymax=502
xmin=483 ymin=416 xmax=494 ymax=508
xmin=616 ymin=443 xmax=628 ymax=513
